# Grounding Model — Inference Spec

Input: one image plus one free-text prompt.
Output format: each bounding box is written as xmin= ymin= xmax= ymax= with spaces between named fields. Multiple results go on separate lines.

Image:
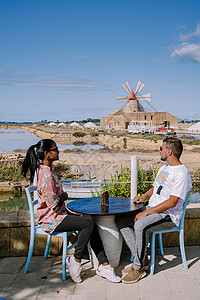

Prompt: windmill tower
xmin=117 ymin=81 xmax=151 ymax=115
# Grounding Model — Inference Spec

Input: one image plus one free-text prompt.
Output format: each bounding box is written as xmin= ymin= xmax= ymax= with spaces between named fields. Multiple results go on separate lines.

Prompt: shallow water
xmin=0 ymin=128 xmax=104 ymax=151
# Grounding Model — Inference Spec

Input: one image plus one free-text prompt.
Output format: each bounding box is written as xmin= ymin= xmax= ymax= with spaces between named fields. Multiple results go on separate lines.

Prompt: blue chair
xmin=130 ymin=190 xmax=191 ymax=275
xmin=24 ymin=185 xmax=78 ymax=280
xmin=150 ymin=190 xmax=191 ymax=275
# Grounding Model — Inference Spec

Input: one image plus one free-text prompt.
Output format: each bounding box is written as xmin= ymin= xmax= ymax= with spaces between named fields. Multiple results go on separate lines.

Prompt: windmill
xmin=117 ymin=81 xmax=152 ymax=112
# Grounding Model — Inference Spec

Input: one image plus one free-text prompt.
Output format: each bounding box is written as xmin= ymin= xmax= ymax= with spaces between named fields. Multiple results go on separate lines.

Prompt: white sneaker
xmin=66 ymin=256 xmax=82 ymax=283
xmin=96 ymin=264 xmax=121 ymax=283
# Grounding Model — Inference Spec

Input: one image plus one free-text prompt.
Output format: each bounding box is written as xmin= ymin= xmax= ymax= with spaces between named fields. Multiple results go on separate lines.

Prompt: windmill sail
xmin=122 ymin=81 xmax=132 ymax=94
xmin=117 ymin=96 xmax=129 ymax=103
xmin=117 ymin=80 xmax=152 ymax=112
xmin=135 ymin=81 xmax=145 ymax=95
xmin=137 ymin=93 xmax=151 ymax=102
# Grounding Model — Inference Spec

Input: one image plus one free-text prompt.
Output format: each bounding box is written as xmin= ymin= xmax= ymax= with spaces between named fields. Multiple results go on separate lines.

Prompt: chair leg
xmin=24 ymin=232 xmax=35 ymax=274
xmin=62 ymin=234 xmax=67 ymax=281
xmin=130 ymin=252 xmax=134 ymax=262
xmin=158 ymin=233 xmax=164 ymax=256
xmin=44 ymin=235 xmax=52 ymax=259
xmin=150 ymin=233 xmax=156 ymax=275
xmin=179 ymin=229 xmax=188 ymax=270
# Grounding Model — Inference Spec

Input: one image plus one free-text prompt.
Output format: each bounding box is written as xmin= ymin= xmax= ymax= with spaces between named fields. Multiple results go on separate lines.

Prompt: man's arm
xmin=134 ymin=195 xmax=179 ymax=222
xmin=133 ymin=187 xmax=154 ymax=203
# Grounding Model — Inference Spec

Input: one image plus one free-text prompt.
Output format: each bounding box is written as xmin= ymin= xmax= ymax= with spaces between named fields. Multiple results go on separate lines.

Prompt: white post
xmin=131 ymin=155 xmax=138 ymax=199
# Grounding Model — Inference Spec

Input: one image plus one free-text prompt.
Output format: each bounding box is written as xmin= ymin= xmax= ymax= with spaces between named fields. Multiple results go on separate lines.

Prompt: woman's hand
xmin=59 ymin=192 xmax=68 ymax=201
xmin=53 ymin=192 xmax=68 ymax=217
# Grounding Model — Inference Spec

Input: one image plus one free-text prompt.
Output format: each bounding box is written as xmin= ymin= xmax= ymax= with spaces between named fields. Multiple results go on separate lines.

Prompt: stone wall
xmin=0 ymin=211 xmax=77 ymax=257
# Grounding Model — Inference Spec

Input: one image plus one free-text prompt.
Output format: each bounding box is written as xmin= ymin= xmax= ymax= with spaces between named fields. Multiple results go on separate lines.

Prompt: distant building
xmin=100 ymin=99 xmax=178 ymax=130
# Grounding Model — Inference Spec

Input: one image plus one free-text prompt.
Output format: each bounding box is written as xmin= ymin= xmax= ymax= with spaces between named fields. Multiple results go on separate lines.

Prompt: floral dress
xmin=37 ymin=165 xmax=68 ymax=234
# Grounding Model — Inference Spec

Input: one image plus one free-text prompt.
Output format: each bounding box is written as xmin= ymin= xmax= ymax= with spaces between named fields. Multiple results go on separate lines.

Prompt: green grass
xmin=0 ymin=193 xmax=29 ymax=211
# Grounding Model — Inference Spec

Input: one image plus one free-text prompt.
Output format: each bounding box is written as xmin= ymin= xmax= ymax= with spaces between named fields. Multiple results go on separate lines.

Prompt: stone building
xmin=100 ymin=98 xmax=178 ymax=130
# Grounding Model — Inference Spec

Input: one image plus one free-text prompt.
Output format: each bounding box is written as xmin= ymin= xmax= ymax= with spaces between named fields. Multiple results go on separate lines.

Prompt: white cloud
xmin=170 ymin=42 xmax=200 ymax=63
xmin=179 ymin=23 xmax=200 ymax=41
xmin=170 ymin=23 xmax=200 ymax=63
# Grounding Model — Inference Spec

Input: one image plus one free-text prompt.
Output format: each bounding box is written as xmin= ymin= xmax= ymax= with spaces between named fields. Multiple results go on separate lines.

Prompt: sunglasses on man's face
xmin=160 ymin=146 xmax=169 ymax=151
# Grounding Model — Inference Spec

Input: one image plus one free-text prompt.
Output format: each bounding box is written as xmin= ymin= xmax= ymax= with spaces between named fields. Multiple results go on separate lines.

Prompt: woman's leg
xmin=90 ymin=222 xmax=121 ymax=283
xmin=89 ymin=223 xmax=108 ymax=265
xmin=54 ymin=214 xmax=94 ymax=260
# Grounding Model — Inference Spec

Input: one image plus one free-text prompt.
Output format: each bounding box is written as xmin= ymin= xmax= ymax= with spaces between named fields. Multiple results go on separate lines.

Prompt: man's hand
xmin=133 ymin=187 xmax=154 ymax=204
xmin=134 ymin=210 xmax=149 ymax=222
xmin=133 ymin=195 xmax=144 ymax=204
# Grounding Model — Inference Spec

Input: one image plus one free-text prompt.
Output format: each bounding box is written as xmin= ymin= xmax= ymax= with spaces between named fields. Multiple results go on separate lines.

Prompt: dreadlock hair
xmin=21 ymin=139 xmax=55 ymax=183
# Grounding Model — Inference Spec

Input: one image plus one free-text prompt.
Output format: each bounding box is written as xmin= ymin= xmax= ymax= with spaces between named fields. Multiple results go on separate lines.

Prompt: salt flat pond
xmin=0 ymin=127 xmax=104 ymax=151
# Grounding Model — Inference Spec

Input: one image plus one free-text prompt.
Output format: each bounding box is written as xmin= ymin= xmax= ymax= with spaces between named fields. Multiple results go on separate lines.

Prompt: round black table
xmin=67 ymin=197 xmax=143 ymax=268
xmin=67 ymin=196 xmax=143 ymax=215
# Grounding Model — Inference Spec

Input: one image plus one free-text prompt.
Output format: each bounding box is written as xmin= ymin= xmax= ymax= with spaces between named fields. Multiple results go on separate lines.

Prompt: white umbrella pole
xmin=131 ymin=155 xmax=138 ymax=199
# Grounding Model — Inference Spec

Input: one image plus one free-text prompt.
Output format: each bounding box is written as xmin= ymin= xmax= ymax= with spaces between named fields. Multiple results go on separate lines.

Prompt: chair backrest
xmin=179 ymin=189 xmax=191 ymax=230
xmin=25 ymin=185 xmax=38 ymax=229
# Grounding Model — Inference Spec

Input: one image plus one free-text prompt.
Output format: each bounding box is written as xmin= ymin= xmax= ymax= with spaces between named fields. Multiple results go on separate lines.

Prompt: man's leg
xmin=133 ymin=213 xmax=174 ymax=270
xmin=121 ymin=213 xmax=174 ymax=283
xmin=115 ymin=212 xmax=138 ymax=259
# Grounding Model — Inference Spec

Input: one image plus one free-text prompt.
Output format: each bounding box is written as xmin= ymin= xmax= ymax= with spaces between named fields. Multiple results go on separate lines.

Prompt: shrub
xmin=190 ymin=169 xmax=200 ymax=193
xmin=90 ymin=132 xmax=99 ymax=137
xmin=73 ymin=132 xmax=86 ymax=138
xmin=53 ymin=163 xmax=73 ymax=180
xmin=0 ymin=164 xmax=26 ymax=181
xmin=94 ymin=164 xmax=158 ymax=199
xmin=96 ymin=166 xmax=131 ymax=198
xmin=73 ymin=141 xmax=86 ymax=146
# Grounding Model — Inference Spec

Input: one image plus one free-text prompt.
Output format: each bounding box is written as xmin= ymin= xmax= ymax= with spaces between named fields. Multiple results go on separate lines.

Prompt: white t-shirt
xmin=149 ymin=164 xmax=192 ymax=226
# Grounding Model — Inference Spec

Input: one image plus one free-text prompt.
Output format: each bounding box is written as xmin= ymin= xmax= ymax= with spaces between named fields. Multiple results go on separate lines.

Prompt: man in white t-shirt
xmin=116 ymin=137 xmax=192 ymax=284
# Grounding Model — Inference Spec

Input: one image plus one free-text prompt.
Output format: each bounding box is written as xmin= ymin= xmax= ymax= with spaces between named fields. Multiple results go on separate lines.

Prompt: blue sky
xmin=0 ymin=0 xmax=200 ymax=122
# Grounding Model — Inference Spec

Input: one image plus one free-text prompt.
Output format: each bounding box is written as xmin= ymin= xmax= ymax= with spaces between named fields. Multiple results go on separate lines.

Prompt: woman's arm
xmin=53 ymin=192 xmax=68 ymax=215
xmin=38 ymin=172 xmax=61 ymax=207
